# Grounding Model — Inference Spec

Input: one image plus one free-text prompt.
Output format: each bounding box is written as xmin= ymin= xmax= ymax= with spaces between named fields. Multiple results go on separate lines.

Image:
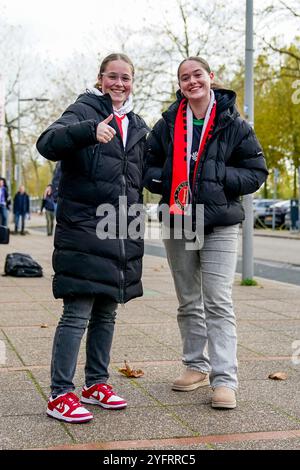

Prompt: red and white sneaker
xmin=47 ymin=392 xmax=93 ymax=423
xmin=81 ymin=383 xmax=127 ymax=409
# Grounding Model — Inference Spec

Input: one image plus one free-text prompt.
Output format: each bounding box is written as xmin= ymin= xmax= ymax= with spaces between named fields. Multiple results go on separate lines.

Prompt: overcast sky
xmin=1 ymin=0 xmax=298 ymax=60
xmin=1 ymin=0 xmax=298 ymax=119
xmin=1 ymin=0 xmax=179 ymax=60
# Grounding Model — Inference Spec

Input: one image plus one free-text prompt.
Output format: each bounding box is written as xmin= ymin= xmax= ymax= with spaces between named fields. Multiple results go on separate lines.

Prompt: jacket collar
xmin=163 ymin=88 xmax=239 ymax=135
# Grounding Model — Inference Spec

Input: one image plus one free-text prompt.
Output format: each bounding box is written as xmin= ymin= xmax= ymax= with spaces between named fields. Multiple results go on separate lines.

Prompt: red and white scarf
xmin=169 ymin=90 xmax=216 ymax=215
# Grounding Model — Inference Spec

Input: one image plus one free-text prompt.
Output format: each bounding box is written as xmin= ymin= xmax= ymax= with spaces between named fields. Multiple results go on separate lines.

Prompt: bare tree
xmin=115 ymin=0 xmax=244 ymax=121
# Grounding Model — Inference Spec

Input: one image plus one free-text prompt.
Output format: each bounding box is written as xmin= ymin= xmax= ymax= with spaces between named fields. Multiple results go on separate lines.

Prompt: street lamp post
xmin=242 ymin=0 xmax=254 ymax=281
xmin=17 ymin=94 xmax=49 ymax=188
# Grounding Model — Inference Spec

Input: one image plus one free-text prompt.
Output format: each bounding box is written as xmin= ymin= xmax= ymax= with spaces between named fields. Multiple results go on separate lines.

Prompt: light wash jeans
xmin=0 ymin=205 xmax=8 ymax=226
xmin=163 ymin=224 xmax=239 ymax=390
xmin=51 ymin=295 xmax=117 ymax=397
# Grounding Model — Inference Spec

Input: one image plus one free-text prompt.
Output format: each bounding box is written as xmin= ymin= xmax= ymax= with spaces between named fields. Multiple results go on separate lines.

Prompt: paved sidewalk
xmin=0 ymin=230 xmax=300 ymax=450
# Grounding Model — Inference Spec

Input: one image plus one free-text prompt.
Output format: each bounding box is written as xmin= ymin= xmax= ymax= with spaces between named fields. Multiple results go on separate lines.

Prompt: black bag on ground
xmin=0 ymin=225 xmax=10 ymax=244
xmin=4 ymin=252 xmax=43 ymax=277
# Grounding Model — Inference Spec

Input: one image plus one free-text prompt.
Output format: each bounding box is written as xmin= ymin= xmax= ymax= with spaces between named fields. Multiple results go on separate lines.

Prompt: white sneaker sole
xmin=81 ymin=396 xmax=127 ymax=409
xmin=172 ymin=377 xmax=210 ymax=391
xmin=47 ymin=408 xmax=93 ymax=423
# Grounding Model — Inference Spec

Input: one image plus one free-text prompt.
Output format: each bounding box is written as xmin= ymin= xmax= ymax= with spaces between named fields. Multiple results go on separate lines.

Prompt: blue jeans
xmin=51 ymin=295 xmax=117 ymax=396
xmin=0 ymin=205 xmax=8 ymax=226
xmin=163 ymin=225 xmax=239 ymax=390
xmin=14 ymin=213 xmax=25 ymax=233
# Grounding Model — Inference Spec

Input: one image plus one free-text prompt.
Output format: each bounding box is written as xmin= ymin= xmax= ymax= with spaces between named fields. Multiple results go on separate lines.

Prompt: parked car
xmin=253 ymin=199 xmax=280 ymax=227
xmin=284 ymin=208 xmax=300 ymax=230
xmin=264 ymin=200 xmax=290 ymax=228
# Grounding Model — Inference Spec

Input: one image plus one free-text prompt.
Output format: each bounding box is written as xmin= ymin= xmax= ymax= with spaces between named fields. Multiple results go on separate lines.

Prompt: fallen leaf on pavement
xmin=268 ymin=372 xmax=288 ymax=380
xmin=40 ymin=324 xmax=48 ymax=328
xmin=119 ymin=360 xmax=144 ymax=378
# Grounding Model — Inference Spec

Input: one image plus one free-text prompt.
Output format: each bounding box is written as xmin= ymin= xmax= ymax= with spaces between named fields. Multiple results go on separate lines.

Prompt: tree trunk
xmin=5 ymin=113 xmax=17 ymax=197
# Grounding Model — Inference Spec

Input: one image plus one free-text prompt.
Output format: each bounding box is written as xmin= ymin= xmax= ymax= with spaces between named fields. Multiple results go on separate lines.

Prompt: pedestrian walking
xmin=144 ymin=57 xmax=268 ymax=409
xmin=36 ymin=53 xmax=148 ymax=423
xmin=40 ymin=184 xmax=55 ymax=235
xmin=13 ymin=185 xmax=30 ymax=235
xmin=0 ymin=178 xmax=10 ymax=227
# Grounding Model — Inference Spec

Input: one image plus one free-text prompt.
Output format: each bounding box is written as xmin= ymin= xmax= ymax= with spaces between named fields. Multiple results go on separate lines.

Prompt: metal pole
xmin=272 ymin=169 xmax=278 ymax=230
xmin=17 ymin=86 xmax=21 ymax=187
xmin=242 ymin=0 xmax=254 ymax=281
xmin=0 ymin=75 xmax=5 ymax=178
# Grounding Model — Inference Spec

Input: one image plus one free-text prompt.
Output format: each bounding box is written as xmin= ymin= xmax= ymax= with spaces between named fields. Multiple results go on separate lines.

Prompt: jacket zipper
xmin=119 ymin=148 xmax=128 ymax=305
xmin=89 ymin=146 xmax=99 ymax=181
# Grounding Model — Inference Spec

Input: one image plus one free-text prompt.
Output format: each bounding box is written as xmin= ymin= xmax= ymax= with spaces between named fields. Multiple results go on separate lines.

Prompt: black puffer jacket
xmin=144 ymin=89 xmax=268 ymax=230
xmin=36 ymin=92 xmax=148 ymax=302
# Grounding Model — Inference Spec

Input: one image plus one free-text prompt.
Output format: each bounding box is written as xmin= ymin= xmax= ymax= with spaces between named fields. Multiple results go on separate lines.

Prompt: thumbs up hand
xmin=96 ymin=114 xmax=116 ymax=144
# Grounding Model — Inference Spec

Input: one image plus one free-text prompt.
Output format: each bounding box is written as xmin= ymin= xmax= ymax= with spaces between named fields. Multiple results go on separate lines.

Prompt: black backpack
xmin=4 ymin=252 xmax=43 ymax=277
xmin=0 ymin=225 xmax=9 ymax=244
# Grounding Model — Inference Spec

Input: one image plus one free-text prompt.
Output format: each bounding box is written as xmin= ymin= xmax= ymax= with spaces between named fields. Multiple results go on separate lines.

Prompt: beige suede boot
xmin=172 ymin=369 xmax=210 ymax=391
xmin=211 ymin=386 xmax=236 ymax=409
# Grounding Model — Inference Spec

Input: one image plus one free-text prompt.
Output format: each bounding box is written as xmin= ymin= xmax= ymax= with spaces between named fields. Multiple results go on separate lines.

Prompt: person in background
xmin=51 ymin=161 xmax=61 ymax=212
xmin=0 ymin=178 xmax=10 ymax=227
xmin=36 ymin=53 xmax=148 ymax=424
xmin=40 ymin=184 xmax=55 ymax=235
xmin=13 ymin=185 xmax=30 ymax=235
xmin=144 ymin=56 xmax=268 ymax=409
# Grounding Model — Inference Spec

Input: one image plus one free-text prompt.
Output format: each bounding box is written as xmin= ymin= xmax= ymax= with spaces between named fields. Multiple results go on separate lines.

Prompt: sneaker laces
xmin=61 ymin=392 xmax=81 ymax=407
xmin=94 ymin=383 xmax=114 ymax=396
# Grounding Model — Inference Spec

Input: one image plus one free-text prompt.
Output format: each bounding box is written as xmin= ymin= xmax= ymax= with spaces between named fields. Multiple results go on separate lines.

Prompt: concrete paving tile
xmin=214 ymin=438 xmax=300 ymax=450
xmin=111 ymin=346 xmax=178 ymax=362
xmin=0 ymin=389 xmax=46 ymax=417
xmin=0 ymin=370 xmax=37 ymax=390
xmin=250 ymin=320 xmax=300 ymax=338
xmin=10 ymin=336 xmax=53 ymax=366
xmin=117 ymin=308 xmax=175 ymax=325
xmin=0 ymin=340 xmax=23 ymax=368
xmin=243 ymin=340 xmax=295 ymax=356
xmin=235 ymin=311 xmax=287 ymax=321
xmin=133 ymin=324 xmax=181 ymax=348
xmin=0 ymin=310 xmax=57 ymax=327
xmin=111 ymin=362 xmax=182 ymax=384
xmin=144 ymin=382 xmax=211 ymax=406
xmin=67 ymin=407 xmax=191 ymax=443
xmin=238 ymin=378 xmax=300 ymax=420
xmin=243 ymin=300 xmax=300 ymax=318
xmin=141 ymin=301 xmax=179 ymax=316
xmin=124 ymin=443 xmax=209 ymax=450
xmin=112 ymin=335 xmax=162 ymax=349
xmin=0 ymin=415 xmax=73 ymax=449
xmin=0 ymin=301 xmax=46 ymax=311
xmin=3 ymin=326 xmax=56 ymax=340
xmin=238 ymin=360 xmax=300 ymax=381
xmin=31 ymin=363 xmax=136 ymax=391
xmin=173 ymin=402 xmax=298 ymax=435
xmin=112 ymin=321 xmax=141 ymax=332
xmin=238 ymin=330 xmax=289 ymax=345
xmin=237 ymin=344 xmax=263 ymax=359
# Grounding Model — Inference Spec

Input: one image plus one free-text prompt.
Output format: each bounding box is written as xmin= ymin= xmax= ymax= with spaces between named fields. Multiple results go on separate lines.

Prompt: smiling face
xmin=178 ymin=60 xmax=214 ymax=103
xmin=98 ymin=59 xmax=133 ymax=109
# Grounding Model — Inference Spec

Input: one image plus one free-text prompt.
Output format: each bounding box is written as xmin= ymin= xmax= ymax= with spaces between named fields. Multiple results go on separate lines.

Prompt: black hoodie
xmin=36 ymin=92 xmax=148 ymax=302
xmin=144 ymin=88 xmax=268 ymax=231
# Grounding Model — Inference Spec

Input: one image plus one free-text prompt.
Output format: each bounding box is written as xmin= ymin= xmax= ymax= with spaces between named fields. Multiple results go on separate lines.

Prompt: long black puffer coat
xmin=36 ymin=92 xmax=148 ymax=302
xmin=144 ymin=89 xmax=268 ymax=231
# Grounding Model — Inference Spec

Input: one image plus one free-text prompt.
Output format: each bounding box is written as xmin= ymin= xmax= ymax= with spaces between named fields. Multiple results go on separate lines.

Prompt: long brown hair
xmin=95 ymin=53 xmax=135 ymax=91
